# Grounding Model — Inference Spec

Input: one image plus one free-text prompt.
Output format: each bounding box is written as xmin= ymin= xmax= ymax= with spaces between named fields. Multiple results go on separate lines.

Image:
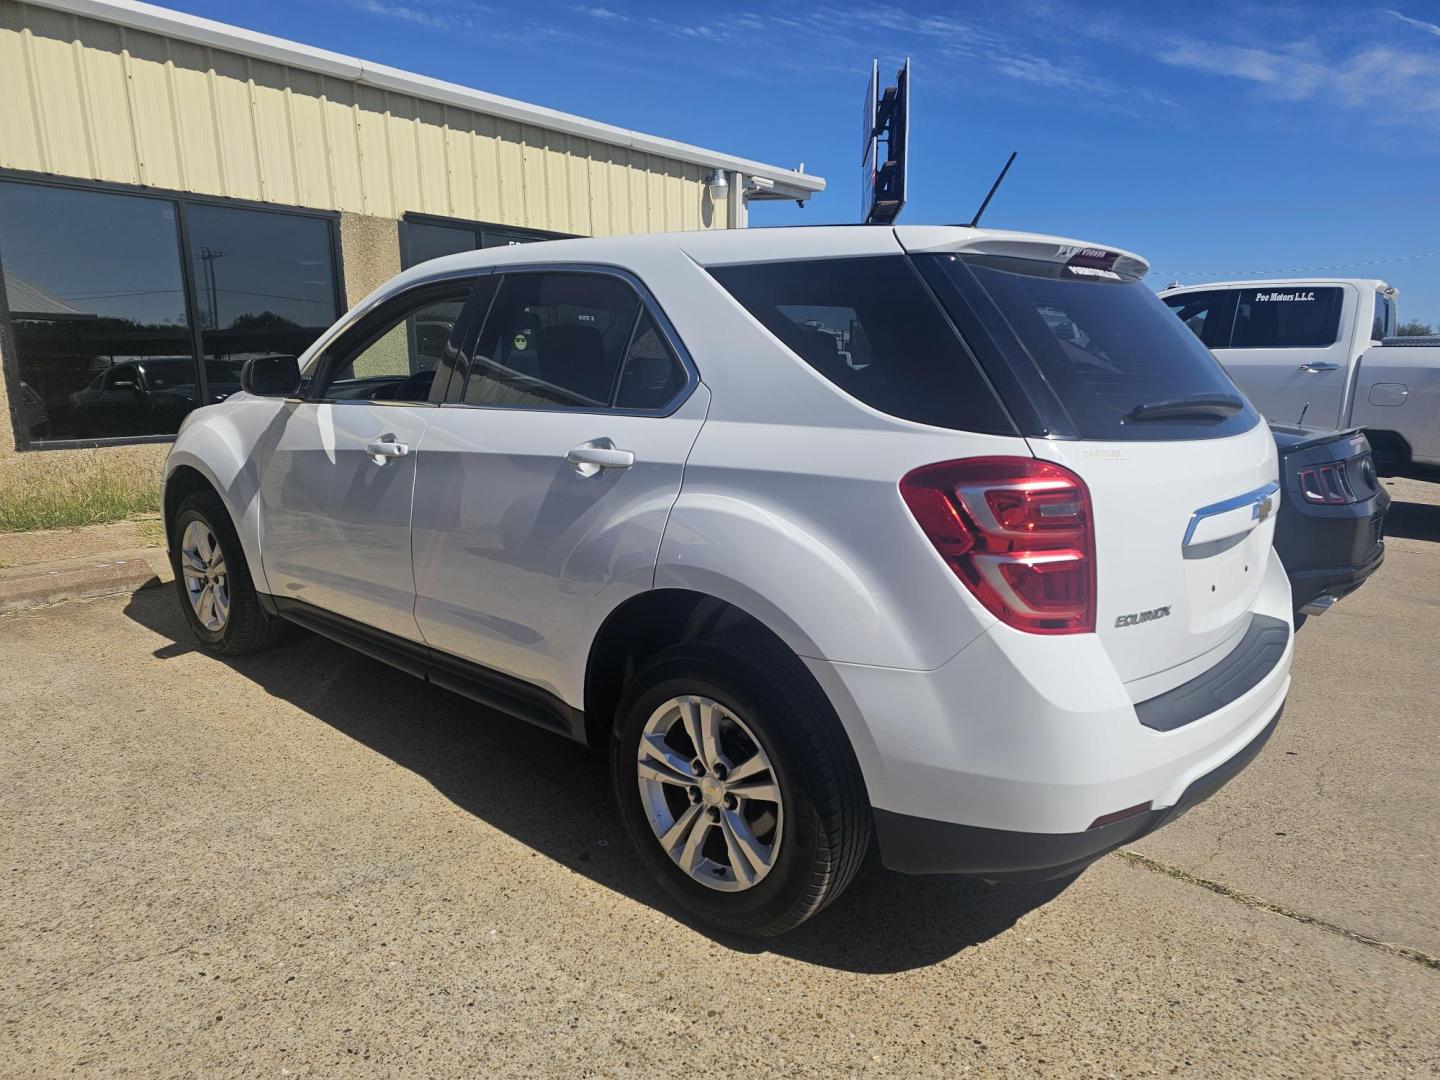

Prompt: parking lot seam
xmin=1115 ymin=850 xmax=1440 ymax=972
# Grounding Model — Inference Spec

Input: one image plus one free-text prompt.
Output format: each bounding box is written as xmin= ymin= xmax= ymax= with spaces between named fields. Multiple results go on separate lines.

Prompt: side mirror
xmin=241 ymin=354 xmax=301 ymax=397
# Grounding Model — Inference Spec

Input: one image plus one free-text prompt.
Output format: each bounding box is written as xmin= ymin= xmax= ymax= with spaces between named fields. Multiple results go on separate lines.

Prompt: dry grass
xmin=0 ymin=453 xmax=162 ymax=532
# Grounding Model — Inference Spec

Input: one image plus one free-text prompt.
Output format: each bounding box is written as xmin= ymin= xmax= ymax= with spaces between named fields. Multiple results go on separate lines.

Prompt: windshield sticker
xmin=1253 ymin=290 xmax=1317 ymax=302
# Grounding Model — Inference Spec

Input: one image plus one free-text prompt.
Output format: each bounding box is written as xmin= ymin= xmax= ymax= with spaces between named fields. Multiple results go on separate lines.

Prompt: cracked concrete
xmin=1130 ymin=476 xmax=1440 ymax=959
xmin=1 ymin=479 xmax=1437 ymax=1076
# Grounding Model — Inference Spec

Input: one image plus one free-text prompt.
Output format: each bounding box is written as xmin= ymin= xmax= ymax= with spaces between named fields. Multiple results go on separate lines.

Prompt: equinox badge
xmin=1115 ymin=606 xmax=1172 ymax=628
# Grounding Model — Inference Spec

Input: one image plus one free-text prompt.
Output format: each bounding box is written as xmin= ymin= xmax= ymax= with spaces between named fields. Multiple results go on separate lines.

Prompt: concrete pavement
xmin=0 ymin=482 xmax=1437 ymax=1077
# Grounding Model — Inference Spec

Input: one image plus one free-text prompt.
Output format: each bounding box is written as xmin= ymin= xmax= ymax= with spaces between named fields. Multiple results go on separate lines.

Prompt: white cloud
xmin=1160 ymin=42 xmax=1327 ymax=99
xmin=1161 ymin=35 xmax=1440 ymax=115
xmin=570 ymin=5 xmax=627 ymax=20
xmin=1387 ymin=9 xmax=1440 ymax=38
xmin=359 ymin=0 xmax=452 ymax=28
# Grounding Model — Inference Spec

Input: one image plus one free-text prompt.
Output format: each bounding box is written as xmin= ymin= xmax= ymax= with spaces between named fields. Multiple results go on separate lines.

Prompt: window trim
xmin=0 ymin=168 xmax=345 ymax=451
xmin=303 ymin=277 xmax=487 ymax=407
xmin=445 ymin=263 xmax=698 ymax=418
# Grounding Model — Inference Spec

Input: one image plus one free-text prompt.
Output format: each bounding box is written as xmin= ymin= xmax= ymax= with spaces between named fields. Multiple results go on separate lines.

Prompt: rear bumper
xmin=1286 ymin=544 xmax=1384 ymax=613
xmin=803 ymin=547 xmax=1294 ymax=866
xmin=1273 ymin=456 xmax=1388 ymax=613
xmin=873 ymin=705 xmax=1281 ymax=880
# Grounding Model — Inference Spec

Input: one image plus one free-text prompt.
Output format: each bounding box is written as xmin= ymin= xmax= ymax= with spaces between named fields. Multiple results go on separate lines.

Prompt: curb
xmin=0 ymin=549 xmax=172 ymax=615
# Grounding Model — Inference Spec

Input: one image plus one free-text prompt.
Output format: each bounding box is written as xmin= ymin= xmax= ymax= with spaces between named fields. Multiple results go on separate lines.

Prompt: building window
xmin=399 ymin=214 xmax=569 ymax=269
xmin=0 ymin=177 xmax=340 ymax=448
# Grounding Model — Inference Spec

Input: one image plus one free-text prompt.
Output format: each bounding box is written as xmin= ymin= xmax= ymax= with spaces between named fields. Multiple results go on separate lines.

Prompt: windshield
xmin=921 ymin=253 xmax=1260 ymax=442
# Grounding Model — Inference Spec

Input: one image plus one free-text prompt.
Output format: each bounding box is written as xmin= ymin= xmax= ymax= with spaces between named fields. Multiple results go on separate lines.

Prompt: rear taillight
xmin=900 ymin=457 xmax=1096 ymax=634
xmin=1297 ymin=461 xmax=1358 ymax=504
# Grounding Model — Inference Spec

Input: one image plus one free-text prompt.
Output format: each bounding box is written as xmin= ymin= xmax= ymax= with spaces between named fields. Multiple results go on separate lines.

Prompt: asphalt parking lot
xmin=2 ymin=479 xmax=1437 ymax=1078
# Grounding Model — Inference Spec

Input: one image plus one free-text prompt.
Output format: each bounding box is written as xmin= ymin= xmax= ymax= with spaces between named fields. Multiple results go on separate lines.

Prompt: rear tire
xmin=170 ymin=489 xmax=294 ymax=656
xmin=612 ymin=635 xmax=869 ymax=937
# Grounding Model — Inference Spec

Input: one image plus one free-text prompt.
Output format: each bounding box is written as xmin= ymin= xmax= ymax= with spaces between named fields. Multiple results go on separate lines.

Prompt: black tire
xmin=170 ymin=488 xmax=295 ymax=656
xmin=611 ymin=634 xmax=870 ymax=937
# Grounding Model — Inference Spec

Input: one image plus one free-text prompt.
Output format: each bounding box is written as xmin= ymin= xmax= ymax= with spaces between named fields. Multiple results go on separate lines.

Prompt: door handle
xmin=566 ymin=442 xmax=635 ymax=477
xmin=1298 ymin=361 xmax=1339 ymax=373
xmin=365 ymin=435 xmax=410 ymax=465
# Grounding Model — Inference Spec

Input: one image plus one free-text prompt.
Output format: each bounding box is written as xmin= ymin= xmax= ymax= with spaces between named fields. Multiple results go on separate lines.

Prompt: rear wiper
xmin=1123 ymin=394 xmax=1244 ymax=422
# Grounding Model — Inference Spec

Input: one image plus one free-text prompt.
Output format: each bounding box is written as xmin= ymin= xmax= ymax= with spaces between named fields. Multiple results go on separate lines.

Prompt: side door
xmin=412 ymin=268 xmax=707 ymax=705
xmin=258 ymin=277 xmax=484 ymax=642
xmin=1214 ymin=284 xmax=1353 ymax=427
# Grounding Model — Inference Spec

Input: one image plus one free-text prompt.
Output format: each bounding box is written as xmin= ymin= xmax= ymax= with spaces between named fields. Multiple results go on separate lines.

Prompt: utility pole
xmin=196 ymin=247 xmax=223 ymax=330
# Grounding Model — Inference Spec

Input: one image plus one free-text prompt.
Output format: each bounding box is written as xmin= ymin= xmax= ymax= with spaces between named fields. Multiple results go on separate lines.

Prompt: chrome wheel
xmin=636 ymin=694 xmax=783 ymax=892
xmin=180 ymin=519 xmax=230 ymax=632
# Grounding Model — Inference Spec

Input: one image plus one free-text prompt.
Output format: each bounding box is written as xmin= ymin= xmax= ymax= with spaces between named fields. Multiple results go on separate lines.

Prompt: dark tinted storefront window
xmin=404 ymin=221 xmax=478 ymax=267
xmin=400 ymin=216 xmax=567 ymax=269
xmin=0 ymin=179 xmax=339 ymax=446
xmin=187 ymin=204 xmax=338 ymax=388
xmin=0 ymin=183 xmax=192 ymax=441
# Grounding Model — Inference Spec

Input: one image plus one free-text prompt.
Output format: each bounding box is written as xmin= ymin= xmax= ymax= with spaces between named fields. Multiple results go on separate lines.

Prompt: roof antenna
xmin=1297 ymin=402 xmax=1309 ymax=426
xmin=968 ymin=151 xmax=1017 ymax=228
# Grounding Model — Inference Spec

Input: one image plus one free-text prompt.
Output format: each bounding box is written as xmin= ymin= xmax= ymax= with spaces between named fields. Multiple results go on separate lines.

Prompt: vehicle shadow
xmin=1383 ymin=498 xmax=1440 ymax=544
xmin=125 ymin=588 xmax=1072 ymax=974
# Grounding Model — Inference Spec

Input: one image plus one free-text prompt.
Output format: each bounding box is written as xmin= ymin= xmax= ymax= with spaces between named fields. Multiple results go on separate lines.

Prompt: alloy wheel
xmin=636 ymin=694 xmax=783 ymax=892
xmin=180 ymin=519 xmax=230 ymax=632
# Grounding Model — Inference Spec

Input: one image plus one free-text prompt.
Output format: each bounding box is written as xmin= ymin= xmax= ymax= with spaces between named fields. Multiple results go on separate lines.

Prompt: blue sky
xmin=166 ymin=0 xmax=1440 ymax=326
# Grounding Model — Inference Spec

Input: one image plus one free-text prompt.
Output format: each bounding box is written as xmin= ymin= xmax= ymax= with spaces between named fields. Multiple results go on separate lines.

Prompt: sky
xmin=162 ymin=0 xmax=1440 ymax=327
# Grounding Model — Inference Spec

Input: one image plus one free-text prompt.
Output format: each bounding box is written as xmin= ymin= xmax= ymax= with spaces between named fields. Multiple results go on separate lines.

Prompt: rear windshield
xmin=923 ymin=253 xmax=1259 ymax=442
xmin=707 ymin=256 xmax=1014 ymax=434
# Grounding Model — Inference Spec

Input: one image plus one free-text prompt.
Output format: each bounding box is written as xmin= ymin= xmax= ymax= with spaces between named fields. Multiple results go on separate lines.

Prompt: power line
xmin=1158 ymin=250 xmax=1440 ymax=279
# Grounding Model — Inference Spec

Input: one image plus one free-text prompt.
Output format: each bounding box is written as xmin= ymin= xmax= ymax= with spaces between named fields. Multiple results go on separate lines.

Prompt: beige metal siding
xmin=0 ymin=0 xmax=729 ymax=232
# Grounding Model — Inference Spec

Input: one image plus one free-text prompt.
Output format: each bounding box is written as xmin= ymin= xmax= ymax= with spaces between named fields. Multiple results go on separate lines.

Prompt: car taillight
xmin=1297 ymin=461 xmax=1358 ymax=504
xmin=900 ymin=457 xmax=1096 ymax=634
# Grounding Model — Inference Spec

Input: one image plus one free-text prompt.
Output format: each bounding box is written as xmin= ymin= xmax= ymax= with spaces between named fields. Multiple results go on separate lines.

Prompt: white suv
xmin=163 ymin=225 xmax=1293 ymax=936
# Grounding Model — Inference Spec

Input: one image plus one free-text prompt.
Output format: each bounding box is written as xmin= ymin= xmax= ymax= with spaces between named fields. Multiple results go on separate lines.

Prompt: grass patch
xmin=0 ymin=456 xmax=162 ymax=532
xmin=135 ymin=518 xmax=167 ymax=547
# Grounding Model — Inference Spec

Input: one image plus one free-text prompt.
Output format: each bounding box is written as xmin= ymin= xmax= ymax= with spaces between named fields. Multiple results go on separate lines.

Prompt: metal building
xmin=0 ymin=0 xmax=824 ymax=476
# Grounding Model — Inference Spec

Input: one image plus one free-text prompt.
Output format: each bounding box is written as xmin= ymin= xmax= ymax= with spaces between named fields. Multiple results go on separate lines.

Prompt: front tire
xmin=612 ymin=635 xmax=869 ymax=937
xmin=170 ymin=489 xmax=293 ymax=656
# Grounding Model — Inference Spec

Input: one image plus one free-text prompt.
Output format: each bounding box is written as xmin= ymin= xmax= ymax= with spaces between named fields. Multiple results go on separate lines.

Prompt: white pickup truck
xmin=1160 ymin=278 xmax=1440 ymax=476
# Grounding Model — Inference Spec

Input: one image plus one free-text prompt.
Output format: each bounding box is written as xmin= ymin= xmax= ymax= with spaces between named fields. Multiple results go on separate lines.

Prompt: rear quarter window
xmin=706 ymin=256 xmax=1014 ymax=434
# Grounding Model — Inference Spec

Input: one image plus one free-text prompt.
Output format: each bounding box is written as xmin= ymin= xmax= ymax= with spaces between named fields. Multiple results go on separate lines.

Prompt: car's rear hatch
xmin=905 ymin=229 xmax=1279 ymax=687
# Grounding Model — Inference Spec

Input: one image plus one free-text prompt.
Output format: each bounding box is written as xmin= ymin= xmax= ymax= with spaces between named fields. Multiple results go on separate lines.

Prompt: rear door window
xmin=922 ymin=253 xmax=1259 ymax=442
xmin=1163 ymin=289 xmax=1238 ymax=349
xmin=707 ymin=256 xmax=1013 ymax=433
xmin=1229 ymin=287 xmax=1343 ymax=348
xmin=464 ymin=272 xmax=641 ymax=409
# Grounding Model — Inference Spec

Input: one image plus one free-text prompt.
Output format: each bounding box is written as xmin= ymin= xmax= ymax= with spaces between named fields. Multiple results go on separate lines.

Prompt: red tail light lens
xmin=900 ymin=457 xmax=1096 ymax=634
xmin=1297 ymin=462 xmax=1357 ymax=504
